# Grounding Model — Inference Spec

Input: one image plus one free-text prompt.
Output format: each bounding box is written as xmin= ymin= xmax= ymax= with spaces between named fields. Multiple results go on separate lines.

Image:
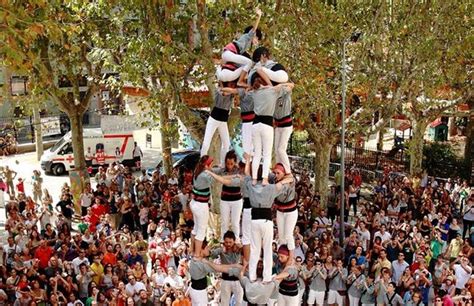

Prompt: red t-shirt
xmin=102 ymin=252 xmax=117 ymax=266
xmin=156 ymin=254 xmax=170 ymax=271
xmin=34 ymin=246 xmax=54 ymax=269
xmin=353 ymin=175 xmax=362 ymax=188
xmin=16 ymin=182 xmax=24 ymax=193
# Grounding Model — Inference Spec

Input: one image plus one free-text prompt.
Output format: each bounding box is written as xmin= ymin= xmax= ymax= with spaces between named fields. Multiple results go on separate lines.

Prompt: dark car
xmin=173 ymin=150 xmax=200 ymax=171
xmin=147 ymin=150 xmax=200 ymax=177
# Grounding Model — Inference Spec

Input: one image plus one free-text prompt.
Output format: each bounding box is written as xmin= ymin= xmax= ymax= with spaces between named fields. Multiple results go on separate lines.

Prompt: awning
xmin=430 ymin=118 xmax=444 ymax=128
xmin=391 ymin=119 xmax=411 ymax=131
xmin=122 ymin=86 xmax=150 ymax=97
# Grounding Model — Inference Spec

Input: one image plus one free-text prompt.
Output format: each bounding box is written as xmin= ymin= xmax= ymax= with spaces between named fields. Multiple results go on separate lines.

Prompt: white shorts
xmin=327 ymin=289 xmax=344 ymax=305
xmin=308 ymin=289 xmax=325 ymax=305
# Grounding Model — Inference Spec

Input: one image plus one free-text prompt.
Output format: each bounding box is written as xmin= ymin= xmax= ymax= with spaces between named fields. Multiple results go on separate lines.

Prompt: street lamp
xmin=340 ymin=31 xmax=361 ymax=246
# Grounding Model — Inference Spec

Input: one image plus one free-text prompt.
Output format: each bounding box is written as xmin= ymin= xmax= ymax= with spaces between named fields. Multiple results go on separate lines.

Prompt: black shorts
xmin=133 ymin=156 xmax=141 ymax=162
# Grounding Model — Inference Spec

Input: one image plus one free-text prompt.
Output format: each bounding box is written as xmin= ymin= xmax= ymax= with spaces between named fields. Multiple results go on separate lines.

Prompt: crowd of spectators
xmin=0 ymin=160 xmax=473 ymax=306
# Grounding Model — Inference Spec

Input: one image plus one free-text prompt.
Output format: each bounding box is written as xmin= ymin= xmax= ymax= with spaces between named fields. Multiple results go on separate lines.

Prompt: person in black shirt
xmin=55 ymin=193 xmax=74 ymax=227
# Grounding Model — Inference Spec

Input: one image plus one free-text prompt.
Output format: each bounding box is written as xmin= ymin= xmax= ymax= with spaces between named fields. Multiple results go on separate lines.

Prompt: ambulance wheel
xmin=52 ymin=163 xmax=66 ymax=176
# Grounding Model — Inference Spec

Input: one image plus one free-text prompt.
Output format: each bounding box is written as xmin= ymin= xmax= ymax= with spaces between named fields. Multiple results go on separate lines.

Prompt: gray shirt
xmin=241 ymin=277 xmax=279 ymax=304
xmin=189 ymin=259 xmax=240 ymax=280
xmin=233 ymin=30 xmax=255 ymax=55
xmin=189 ymin=259 xmax=215 ymax=280
xmin=214 ymin=90 xmax=233 ymax=111
xmin=241 ymin=176 xmax=249 ymax=198
xmin=212 ymin=167 xmax=240 ymax=182
xmin=211 ymin=247 xmax=241 ymax=265
xmin=376 ymin=280 xmax=388 ymax=304
xmin=245 ymin=176 xmax=283 ymax=209
xmin=252 ymin=86 xmax=288 ymax=117
xmin=238 ymin=88 xmax=254 ymax=114
xmin=347 ymin=273 xmax=365 ymax=298
xmin=275 ymin=181 xmax=296 ymax=204
xmin=328 ymin=267 xmax=347 ymax=291
xmin=309 ymin=268 xmax=327 ymax=292
xmin=360 ymin=283 xmax=376 ymax=304
xmin=193 ymin=172 xmax=213 ymax=191
xmin=274 ymin=90 xmax=292 ymax=120
xmin=392 ymin=260 xmax=409 ymax=283
xmin=383 ymin=292 xmax=404 ymax=306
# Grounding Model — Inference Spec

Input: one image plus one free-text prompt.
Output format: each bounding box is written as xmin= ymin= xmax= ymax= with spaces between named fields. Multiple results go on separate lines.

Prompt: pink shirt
xmin=443 ymin=295 xmax=454 ymax=306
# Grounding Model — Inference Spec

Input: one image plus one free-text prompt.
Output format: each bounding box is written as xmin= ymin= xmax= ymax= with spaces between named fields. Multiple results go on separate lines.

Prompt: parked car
xmin=147 ymin=150 xmax=200 ymax=177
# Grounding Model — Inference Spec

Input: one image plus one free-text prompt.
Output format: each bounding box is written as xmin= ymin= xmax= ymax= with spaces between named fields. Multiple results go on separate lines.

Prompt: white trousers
xmin=216 ymin=65 xmax=243 ymax=82
xmin=242 ymin=122 xmax=253 ymax=156
xmin=308 ymin=290 xmax=325 ymax=305
xmin=189 ymin=287 xmax=208 ymax=306
xmin=261 ymin=67 xmax=289 ymax=83
xmin=274 ymin=126 xmax=293 ymax=174
xmin=276 ymin=210 xmax=298 ymax=250
xmin=241 ymin=208 xmax=252 ymax=245
xmin=327 ymin=289 xmax=344 ymax=305
xmin=220 ymin=199 xmax=243 ymax=241
xmin=277 ymin=293 xmax=300 ymax=306
xmin=190 ymin=199 xmax=209 ymax=241
xmin=349 ymin=295 xmax=360 ymax=306
xmin=201 ymin=116 xmax=230 ymax=166
xmin=252 ymin=123 xmax=274 ymax=180
xmin=249 ymin=219 xmax=273 ymax=282
xmin=222 ymin=50 xmax=253 ymax=72
xmin=220 ymin=280 xmax=243 ymax=306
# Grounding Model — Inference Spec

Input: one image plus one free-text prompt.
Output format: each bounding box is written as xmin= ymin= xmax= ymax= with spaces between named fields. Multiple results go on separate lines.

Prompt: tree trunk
xmin=159 ymin=99 xmax=173 ymax=176
xmin=208 ymin=133 xmax=222 ymax=239
xmin=409 ymin=119 xmax=428 ymax=177
xmin=33 ymin=107 xmax=43 ymax=161
xmin=314 ymin=141 xmax=334 ymax=208
xmin=68 ymin=111 xmax=89 ymax=214
xmin=465 ymin=99 xmax=474 ymax=184
xmin=376 ymin=127 xmax=385 ymax=151
xmin=69 ymin=112 xmax=86 ymax=174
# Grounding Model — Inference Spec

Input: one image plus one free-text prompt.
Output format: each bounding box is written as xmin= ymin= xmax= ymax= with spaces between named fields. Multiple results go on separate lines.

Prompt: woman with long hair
xmin=190 ymin=155 xmax=215 ymax=258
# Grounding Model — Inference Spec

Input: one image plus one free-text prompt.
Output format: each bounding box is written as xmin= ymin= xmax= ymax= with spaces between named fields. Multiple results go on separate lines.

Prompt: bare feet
xmin=262 ymin=178 xmax=269 ymax=186
xmin=252 ymin=179 xmax=257 ymax=186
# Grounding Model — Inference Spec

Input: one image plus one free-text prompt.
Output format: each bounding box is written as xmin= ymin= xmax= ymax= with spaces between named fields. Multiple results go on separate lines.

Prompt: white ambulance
xmin=41 ymin=128 xmax=135 ymax=175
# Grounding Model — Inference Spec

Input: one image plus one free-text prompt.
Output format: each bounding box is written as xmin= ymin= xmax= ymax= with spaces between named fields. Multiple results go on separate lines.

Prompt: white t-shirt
xmin=358 ymin=229 xmax=371 ymax=251
xmin=374 ymin=231 xmax=392 ymax=243
xmin=125 ymin=281 xmax=146 ymax=302
xmin=163 ymin=275 xmax=184 ymax=289
xmin=2 ymin=244 xmax=21 ymax=266
xmin=168 ymin=177 xmax=178 ymax=185
xmin=72 ymin=257 xmax=90 ymax=275
xmin=454 ymin=264 xmax=472 ymax=289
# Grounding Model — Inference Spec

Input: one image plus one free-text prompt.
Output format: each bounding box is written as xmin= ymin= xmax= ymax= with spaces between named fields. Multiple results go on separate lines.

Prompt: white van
xmin=41 ymin=128 xmax=135 ymax=175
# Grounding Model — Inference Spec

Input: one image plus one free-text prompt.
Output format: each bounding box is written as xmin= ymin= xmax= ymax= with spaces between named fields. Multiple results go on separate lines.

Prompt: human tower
xmin=187 ymin=8 xmax=302 ymax=306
